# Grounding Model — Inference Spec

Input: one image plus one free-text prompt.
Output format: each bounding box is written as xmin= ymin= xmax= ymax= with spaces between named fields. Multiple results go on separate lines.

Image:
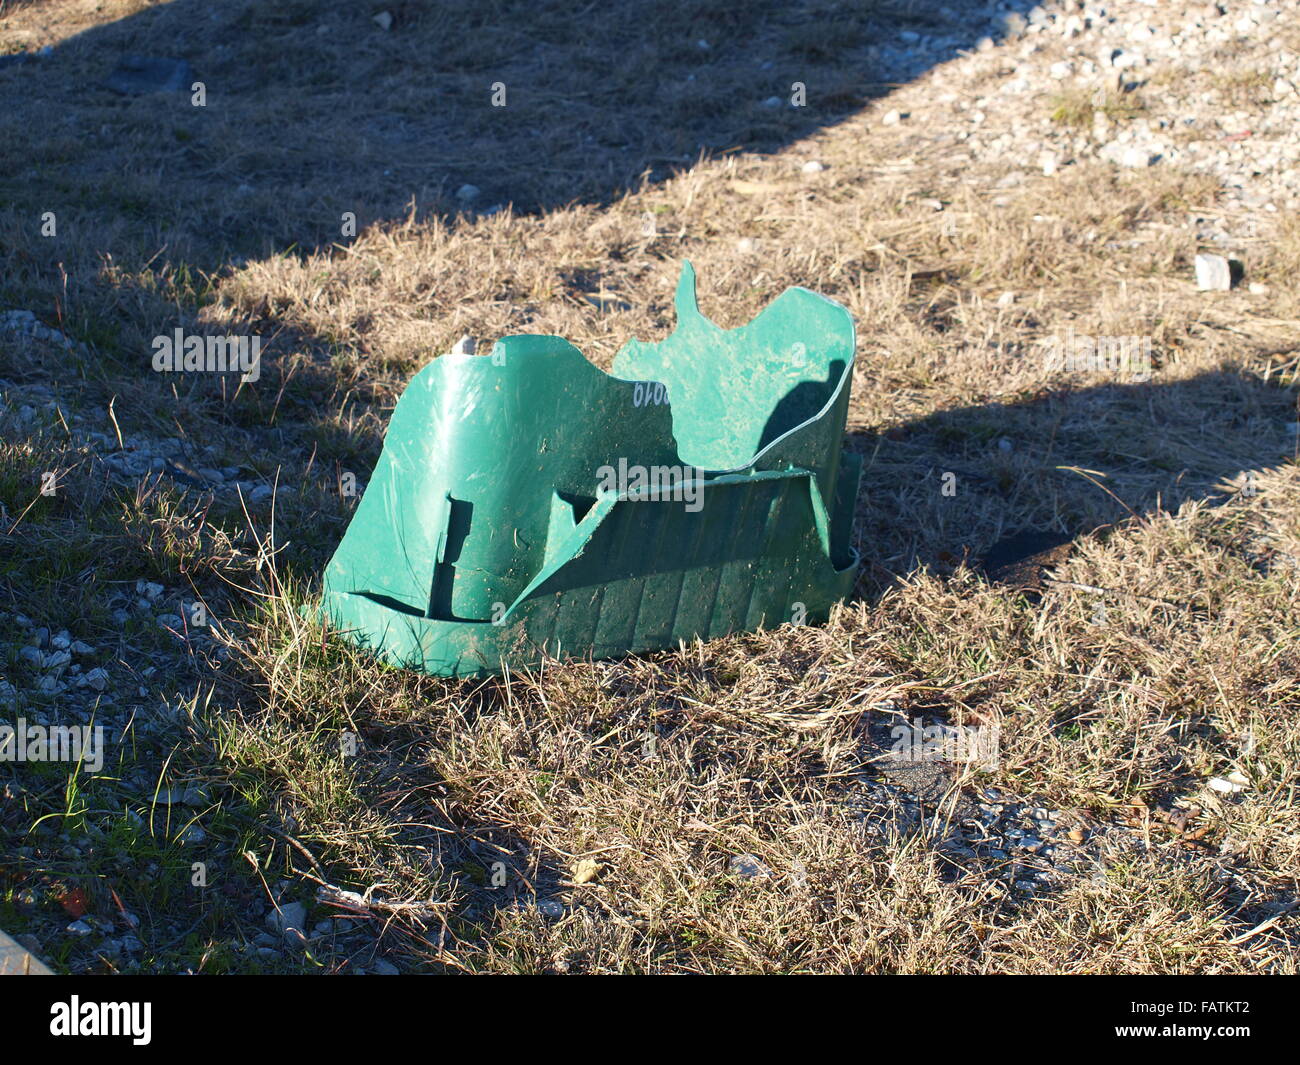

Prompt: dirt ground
xmin=1 ymin=0 xmax=1297 ymax=973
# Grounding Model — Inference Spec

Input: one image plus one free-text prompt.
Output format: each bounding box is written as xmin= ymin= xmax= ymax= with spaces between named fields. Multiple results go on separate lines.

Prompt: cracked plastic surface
xmin=318 ymin=261 xmax=860 ymax=676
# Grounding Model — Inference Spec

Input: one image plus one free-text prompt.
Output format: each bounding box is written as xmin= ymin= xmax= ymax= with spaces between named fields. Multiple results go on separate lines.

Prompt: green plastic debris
xmin=319 ymin=261 xmax=859 ymax=676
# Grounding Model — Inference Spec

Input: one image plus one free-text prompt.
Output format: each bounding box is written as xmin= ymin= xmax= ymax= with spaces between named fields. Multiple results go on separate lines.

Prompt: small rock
xmin=81 ymin=668 xmax=109 ymax=692
xmin=728 ymin=853 xmax=771 ymax=879
xmin=155 ymin=786 xmax=203 ymax=805
xmin=66 ymin=919 xmax=93 ymax=936
xmin=584 ymin=292 xmax=632 ymax=312
xmin=104 ymin=55 xmax=194 ymax=95
xmin=571 ymin=858 xmax=601 ymax=885
xmin=881 ymin=109 xmax=907 ymax=126
xmin=266 ymin=901 xmax=308 ymax=936
xmin=370 ymin=958 xmax=400 ymax=974
xmin=373 ymin=11 xmax=393 ymax=30
xmin=1119 ymin=146 xmax=1156 ymax=168
xmin=451 ymin=335 xmax=476 ymax=356
xmin=1194 ymin=253 xmax=1233 ymax=292
xmin=801 ymin=160 xmax=826 ymax=173
xmin=455 ymin=183 xmax=480 ymax=203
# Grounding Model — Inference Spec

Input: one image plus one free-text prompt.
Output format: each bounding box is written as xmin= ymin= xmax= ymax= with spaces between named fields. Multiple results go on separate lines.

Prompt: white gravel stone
xmin=266 ymin=901 xmax=308 ymax=936
xmin=1195 ymin=253 xmax=1233 ymax=291
xmin=729 ymin=853 xmax=772 ymax=879
xmin=82 ymin=668 xmax=110 ymax=691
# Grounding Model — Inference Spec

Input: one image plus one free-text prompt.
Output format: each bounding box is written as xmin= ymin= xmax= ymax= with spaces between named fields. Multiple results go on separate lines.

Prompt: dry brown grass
xmin=1 ymin=0 xmax=1298 ymax=974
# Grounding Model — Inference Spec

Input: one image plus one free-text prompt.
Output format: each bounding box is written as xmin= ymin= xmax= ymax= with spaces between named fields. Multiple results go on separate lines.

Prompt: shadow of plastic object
xmin=318 ymin=261 xmax=860 ymax=676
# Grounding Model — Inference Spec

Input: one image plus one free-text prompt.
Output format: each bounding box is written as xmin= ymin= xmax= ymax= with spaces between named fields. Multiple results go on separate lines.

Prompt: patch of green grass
xmin=1213 ymin=68 xmax=1273 ymax=107
xmin=1050 ymin=87 xmax=1146 ymax=128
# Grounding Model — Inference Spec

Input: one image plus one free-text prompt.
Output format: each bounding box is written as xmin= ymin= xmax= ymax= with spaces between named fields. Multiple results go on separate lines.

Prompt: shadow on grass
xmin=3 ymin=0 xmax=1039 ymax=266
xmin=846 ymin=369 xmax=1297 ymax=586
xmin=0 ymin=0 xmax=1047 ymax=492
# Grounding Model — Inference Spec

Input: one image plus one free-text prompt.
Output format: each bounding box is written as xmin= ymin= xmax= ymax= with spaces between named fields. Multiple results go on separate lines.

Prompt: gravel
xmin=863 ymin=0 xmax=1300 ymax=249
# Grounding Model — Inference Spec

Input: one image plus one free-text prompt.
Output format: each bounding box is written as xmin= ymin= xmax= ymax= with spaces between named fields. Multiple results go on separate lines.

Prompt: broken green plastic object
xmin=319 ymin=261 xmax=860 ymax=676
